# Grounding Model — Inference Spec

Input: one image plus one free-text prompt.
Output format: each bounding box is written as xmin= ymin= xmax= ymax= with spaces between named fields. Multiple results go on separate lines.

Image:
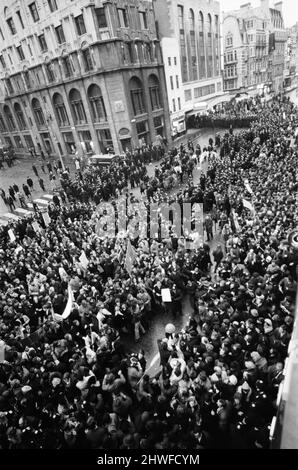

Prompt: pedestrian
xmin=23 ymin=183 xmax=31 ymax=199
xmin=47 ymin=161 xmax=52 ymax=173
xmin=13 ymin=183 xmax=19 ymax=194
xmin=27 ymin=177 xmax=34 ymax=191
xmin=18 ymin=192 xmax=27 ymax=208
xmin=32 ymin=165 xmax=39 ymax=177
xmin=41 ymin=163 xmax=46 ymax=174
xmin=204 ymin=214 xmax=213 ymax=242
xmin=8 ymin=186 xmax=16 ymax=201
xmin=7 ymin=195 xmax=15 ymax=211
xmin=212 ymin=244 xmax=224 ymax=272
xmin=0 ymin=188 xmax=6 ymax=203
xmin=39 ymin=178 xmax=45 ymax=192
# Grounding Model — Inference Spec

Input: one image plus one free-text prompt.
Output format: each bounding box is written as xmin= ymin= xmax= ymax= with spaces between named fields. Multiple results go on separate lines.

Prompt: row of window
xmin=0 ymin=75 xmax=163 ymax=135
xmin=167 ymin=57 xmax=178 ymax=67
xmin=0 ymin=84 xmax=108 ymax=134
xmin=5 ymin=1 xmax=58 ymax=36
xmin=184 ymin=83 xmax=216 ymax=102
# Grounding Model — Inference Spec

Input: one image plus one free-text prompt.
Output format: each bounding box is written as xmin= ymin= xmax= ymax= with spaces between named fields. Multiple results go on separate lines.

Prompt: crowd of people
xmin=0 ymin=94 xmax=297 ymax=449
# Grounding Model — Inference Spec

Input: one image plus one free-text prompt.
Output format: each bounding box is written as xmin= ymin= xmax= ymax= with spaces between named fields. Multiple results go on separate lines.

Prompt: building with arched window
xmin=0 ymin=0 xmax=170 ymax=156
xmin=154 ymin=0 xmax=223 ymax=137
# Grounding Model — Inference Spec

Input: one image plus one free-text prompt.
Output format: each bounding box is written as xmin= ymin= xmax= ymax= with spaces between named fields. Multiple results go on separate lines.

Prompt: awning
xmin=207 ymin=93 xmax=233 ymax=108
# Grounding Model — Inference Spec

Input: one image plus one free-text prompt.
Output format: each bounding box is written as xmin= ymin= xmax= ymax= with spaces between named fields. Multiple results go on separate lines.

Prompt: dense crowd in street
xmin=0 ymin=94 xmax=297 ymax=449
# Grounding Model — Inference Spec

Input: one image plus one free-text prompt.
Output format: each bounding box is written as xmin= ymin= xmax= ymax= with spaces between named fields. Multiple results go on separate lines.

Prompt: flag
xmin=125 ymin=239 xmax=136 ymax=276
xmin=243 ymin=199 xmax=255 ymax=215
xmin=61 ymin=285 xmax=74 ymax=320
xmin=79 ymin=251 xmax=89 ymax=270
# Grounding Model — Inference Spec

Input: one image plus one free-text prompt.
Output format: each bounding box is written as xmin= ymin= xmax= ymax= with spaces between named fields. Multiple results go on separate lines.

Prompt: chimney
xmin=274 ymin=2 xmax=283 ymax=11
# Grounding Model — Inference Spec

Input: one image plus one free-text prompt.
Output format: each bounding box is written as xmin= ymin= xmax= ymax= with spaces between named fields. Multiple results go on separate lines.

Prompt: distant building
xmin=222 ymin=0 xmax=287 ymax=94
xmin=284 ymin=23 xmax=298 ymax=89
xmin=0 ymin=0 xmax=171 ymax=157
xmin=154 ymin=0 xmax=223 ymax=137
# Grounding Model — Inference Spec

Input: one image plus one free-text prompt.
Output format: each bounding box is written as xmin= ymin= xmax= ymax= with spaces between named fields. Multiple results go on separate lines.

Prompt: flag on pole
xmin=243 ymin=199 xmax=255 ymax=215
xmin=61 ymin=285 xmax=74 ymax=320
xmin=125 ymin=239 xmax=136 ymax=276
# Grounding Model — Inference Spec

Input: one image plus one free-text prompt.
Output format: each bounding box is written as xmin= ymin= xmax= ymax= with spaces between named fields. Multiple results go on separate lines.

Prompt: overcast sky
xmin=219 ymin=0 xmax=298 ymax=28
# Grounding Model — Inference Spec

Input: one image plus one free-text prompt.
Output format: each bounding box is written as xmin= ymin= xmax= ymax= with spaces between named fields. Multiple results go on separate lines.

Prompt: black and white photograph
xmin=0 ymin=0 xmax=298 ymax=459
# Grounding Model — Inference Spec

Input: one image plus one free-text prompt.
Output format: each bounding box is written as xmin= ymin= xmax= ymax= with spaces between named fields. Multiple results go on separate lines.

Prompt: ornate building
xmin=0 ymin=0 xmax=171 ymax=157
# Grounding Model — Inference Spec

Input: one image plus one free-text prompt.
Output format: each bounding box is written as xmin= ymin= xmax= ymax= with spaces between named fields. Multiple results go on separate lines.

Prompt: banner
xmin=42 ymin=212 xmax=51 ymax=226
xmin=193 ymin=167 xmax=201 ymax=185
xmin=243 ymin=199 xmax=255 ymax=215
xmin=61 ymin=285 xmax=74 ymax=320
xmin=125 ymin=239 xmax=136 ymax=276
xmin=161 ymin=288 xmax=172 ymax=303
xmin=0 ymin=340 xmax=5 ymax=363
xmin=32 ymin=221 xmax=41 ymax=233
xmin=8 ymin=229 xmax=16 ymax=242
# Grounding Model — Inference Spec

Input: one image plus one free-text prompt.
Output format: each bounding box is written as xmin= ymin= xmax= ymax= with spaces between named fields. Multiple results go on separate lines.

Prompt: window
xmin=23 ymin=71 xmax=32 ymax=89
xmin=153 ymin=116 xmax=164 ymax=137
xmin=96 ymin=7 xmax=107 ymax=28
xmin=184 ymin=89 xmax=192 ymax=101
xmin=13 ymin=135 xmax=23 ymax=148
xmin=75 ymin=14 xmax=86 ymax=36
xmin=32 ymin=98 xmax=45 ymax=127
xmin=63 ymin=132 xmax=76 ymax=154
xmin=4 ymin=106 xmax=16 ymax=131
xmin=38 ymin=34 xmax=47 ymax=52
xmin=172 ymin=98 xmax=176 ymax=112
xmin=139 ymin=11 xmax=148 ymax=29
xmin=82 ymin=48 xmax=94 ymax=72
xmin=28 ymin=43 xmax=33 ymax=57
xmin=0 ymin=27 xmax=4 ymax=41
xmin=178 ymin=5 xmax=184 ymax=30
xmin=168 ymin=57 xmax=171 ymax=66
xmin=88 ymin=84 xmax=107 ymax=122
xmin=63 ymin=56 xmax=74 ymax=78
xmin=53 ymin=93 xmax=69 ymax=127
xmin=129 ymin=77 xmax=145 ymax=116
xmin=0 ymin=114 xmax=7 ymax=132
xmin=97 ymin=129 xmax=113 ymax=153
xmin=16 ymin=11 xmax=24 ymax=29
xmin=14 ymin=103 xmax=27 ymax=130
xmin=117 ymin=8 xmax=129 ymax=28
xmin=149 ymin=75 xmax=161 ymax=110
xmin=29 ymin=3 xmax=39 ymax=22
xmin=55 ymin=25 xmax=66 ymax=45
xmin=17 ymin=45 xmax=25 ymax=61
xmin=136 ymin=121 xmax=149 ymax=145
xmin=170 ymin=76 xmax=174 ymax=90
xmin=178 ymin=97 xmax=181 ymax=110
xmin=174 ymin=57 xmax=177 ymax=66
xmin=0 ymin=55 xmax=6 ymax=69
xmin=7 ymin=18 xmax=16 ymax=35
xmin=79 ymin=130 xmax=93 ymax=153
xmin=46 ymin=63 xmax=55 ymax=82
xmin=69 ymin=89 xmax=87 ymax=124
xmin=4 ymin=137 xmax=13 ymax=147
xmin=24 ymin=134 xmax=34 ymax=150
xmin=48 ymin=0 xmax=58 ymax=12
xmin=40 ymin=133 xmax=53 ymax=154
xmin=176 ymin=75 xmax=179 ymax=88
xmin=6 ymin=78 xmax=14 ymax=94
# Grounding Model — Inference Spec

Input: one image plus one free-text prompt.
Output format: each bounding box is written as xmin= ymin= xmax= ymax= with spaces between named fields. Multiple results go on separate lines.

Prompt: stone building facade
xmin=0 ymin=0 xmax=171 ymax=158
